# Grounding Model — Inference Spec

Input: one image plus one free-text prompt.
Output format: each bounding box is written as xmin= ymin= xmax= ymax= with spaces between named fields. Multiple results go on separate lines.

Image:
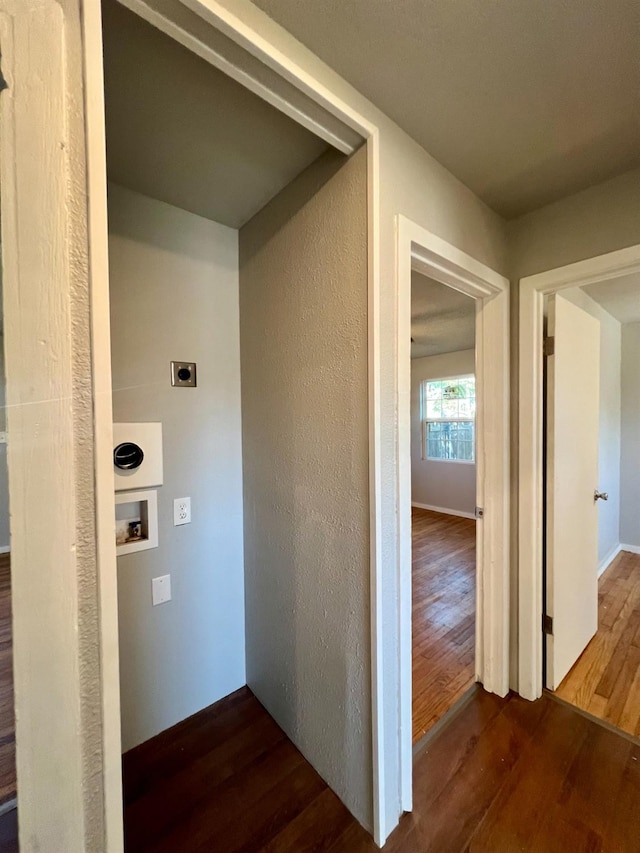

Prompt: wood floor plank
xmin=467 ymin=699 xmax=592 ymax=852
xmin=123 ymin=685 xmax=265 ymax=807
xmin=260 ymin=788 xmax=354 ymax=853
xmin=556 ymin=550 xmax=640 ymax=736
xmin=150 ymin=738 xmax=309 ymax=853
xmin=617 ymin=659 xmax=640 ymax=734
xmin=124 ymin=700 xmax=286 ymax=849
xmin=411 ymin=508 xmax=476 ymax=743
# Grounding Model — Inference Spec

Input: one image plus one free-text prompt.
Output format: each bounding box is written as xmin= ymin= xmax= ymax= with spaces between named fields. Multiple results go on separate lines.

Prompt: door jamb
xmin=517 ymin=244 xmax=640 ymax=701
xmin=396 ymin=215 xmax=510 ymax=810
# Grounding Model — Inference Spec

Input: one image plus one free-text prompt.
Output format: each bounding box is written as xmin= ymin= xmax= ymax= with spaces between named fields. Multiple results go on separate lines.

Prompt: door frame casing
xmin=396 ymin=215 xmax=510 ymax=809
xmin=0 ymin=0 xmax=111 ymax=847
xmin=81 ymin=0 xmax=393 ymax=846
xmin=518 ymin=243 xmax=640 ymax=701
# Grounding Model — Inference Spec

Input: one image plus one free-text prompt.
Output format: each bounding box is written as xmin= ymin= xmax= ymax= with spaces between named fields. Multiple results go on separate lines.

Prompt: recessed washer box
xmin=115 ymin=489 xmax=159 ymax=556
xmin=113 ymin=422 xmax=163 ymax=491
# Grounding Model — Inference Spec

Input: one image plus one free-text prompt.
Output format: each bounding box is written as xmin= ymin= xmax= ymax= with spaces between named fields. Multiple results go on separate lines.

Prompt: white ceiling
xmin=102 ymin=0 xmax=329 ymax=228
xmin=582 ymin=273 xmax=640 ymax=323
xmin=411 ymin=272 xmax=475 ymax=359
xmin=251 ymin=0 xmax=640 ymax=219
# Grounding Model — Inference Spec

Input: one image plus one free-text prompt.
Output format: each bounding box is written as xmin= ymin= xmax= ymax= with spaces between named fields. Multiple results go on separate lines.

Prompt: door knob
xmin=594 ymin=490 xmax=608 ymax=502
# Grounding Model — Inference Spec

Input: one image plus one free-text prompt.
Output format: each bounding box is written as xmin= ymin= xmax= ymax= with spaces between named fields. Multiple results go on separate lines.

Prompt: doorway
xmin=396 ymin=216 xmax=510 ymax=808
xmin=101 ymin=0 xmax=371 ymax=843
xmin=518 ymin=243 xmax=640 ymax=706
xmin=541 ymin=278 xmax=640 ymax=735
xmin=410 ymin=275 xmax=477 ymax=743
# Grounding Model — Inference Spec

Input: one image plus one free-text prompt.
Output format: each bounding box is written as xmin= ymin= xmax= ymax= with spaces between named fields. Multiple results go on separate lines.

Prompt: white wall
xmin=562 ymin=289 xmax=621 ymax=569
xmin=621 ymin=323 xmax=640 ymax=549
xmin=411 ymin=350 xmax=476 ymax=516
xmin=108 ymin=183 xmax=246 ymax=751
xmin=240 ymin=149 xmax=370 ymax=828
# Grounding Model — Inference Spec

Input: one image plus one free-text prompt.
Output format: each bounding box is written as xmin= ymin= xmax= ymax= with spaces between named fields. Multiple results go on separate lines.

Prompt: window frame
xmin=421 ymin=373 xmax=476 ymax=465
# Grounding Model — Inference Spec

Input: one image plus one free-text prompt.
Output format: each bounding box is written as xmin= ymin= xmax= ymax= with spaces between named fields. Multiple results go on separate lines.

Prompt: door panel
xmin=546 ymin=294 xmax=600 ymax=690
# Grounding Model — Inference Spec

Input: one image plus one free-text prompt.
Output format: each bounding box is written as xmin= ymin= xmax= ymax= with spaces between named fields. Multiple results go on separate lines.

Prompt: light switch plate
xmin=152 ymin=574 xmax=171 ymax=606
xmin=174 ymin=497 xmax=191 ymax=526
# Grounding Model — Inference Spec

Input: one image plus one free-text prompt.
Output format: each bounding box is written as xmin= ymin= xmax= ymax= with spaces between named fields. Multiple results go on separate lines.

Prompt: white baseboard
xmin=411 ymin=501 xmax=476 ymax=520
xmin=598 ymin=544 xmax=621 ymax=578
xmin=620 ymin=543 xmax=640 ymax=555
xmin=0 ymin=546 xmax=10 ymax=555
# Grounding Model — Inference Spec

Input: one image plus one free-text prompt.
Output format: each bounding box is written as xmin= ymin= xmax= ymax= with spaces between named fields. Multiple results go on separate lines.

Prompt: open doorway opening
xmin=410 ymin=273 xmax=477 ymax=743
xmin=100 ymin=0 xmax=371 ymax=845
xmin=543 ymin=275 xmax=640 ymax=736
xmin=396 ymin=216 xmax=510 ymax=810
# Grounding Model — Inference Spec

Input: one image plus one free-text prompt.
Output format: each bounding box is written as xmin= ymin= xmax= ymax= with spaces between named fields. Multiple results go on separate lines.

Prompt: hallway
xmin=412 ymin=507 xmax=476 ymax=742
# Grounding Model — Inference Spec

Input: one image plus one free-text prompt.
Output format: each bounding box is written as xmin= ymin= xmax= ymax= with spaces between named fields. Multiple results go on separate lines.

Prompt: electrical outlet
xmin=152 ymin=574 xmax=171 ymax=606
xmin=174 ymin=497 xmax=191 ymax=526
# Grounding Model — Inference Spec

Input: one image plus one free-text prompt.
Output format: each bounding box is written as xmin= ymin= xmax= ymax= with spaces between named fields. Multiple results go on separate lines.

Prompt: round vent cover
xmin=114 ymin=441 xmax=145 ymax=471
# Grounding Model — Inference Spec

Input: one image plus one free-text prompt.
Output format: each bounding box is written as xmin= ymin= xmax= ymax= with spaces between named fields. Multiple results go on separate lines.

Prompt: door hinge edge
xmin=544 ymin=336 xmax=555 ymax=357
xmin=543 ymin=614 xmax=553 ymax=635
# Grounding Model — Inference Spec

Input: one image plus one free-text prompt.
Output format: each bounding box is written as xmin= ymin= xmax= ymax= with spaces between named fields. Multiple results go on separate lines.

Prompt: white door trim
xmin=518 ymin=243 xmax=640 ymax=700
xmin=118 ymin=0 xmax=367 ymax=154
xmin=0 ymin=1 xmax=103 ymax=847
xmin=396 ymin=215 xmax=510 ymax=811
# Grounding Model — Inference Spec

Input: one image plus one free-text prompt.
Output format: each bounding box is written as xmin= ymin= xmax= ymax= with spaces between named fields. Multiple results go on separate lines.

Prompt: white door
xmin=545 ymin=294 xmax=600 ymax=690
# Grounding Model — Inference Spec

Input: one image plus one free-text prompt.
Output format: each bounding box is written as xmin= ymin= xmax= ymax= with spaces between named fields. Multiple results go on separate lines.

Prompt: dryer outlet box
xmin=113 ymin=422 xmax=163 ymax=492
xmin=171 ymin=361 xmax=197 ymax=387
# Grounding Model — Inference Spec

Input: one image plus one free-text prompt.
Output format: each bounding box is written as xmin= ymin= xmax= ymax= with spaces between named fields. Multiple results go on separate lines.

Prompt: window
xmin=421 ymin=375 xmax=476 ymax=463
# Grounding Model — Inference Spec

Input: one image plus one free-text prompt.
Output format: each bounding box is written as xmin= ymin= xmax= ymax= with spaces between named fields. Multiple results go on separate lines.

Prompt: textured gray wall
xmin=239 ymin=148 xmax=370 ymax=827
xmin=621 ymin=323 xmax=640 ymax=548
xmin=216 ymin=3 xmax=510 ymax=832
xmin=108 ymin=184 xmax=246 ymax=751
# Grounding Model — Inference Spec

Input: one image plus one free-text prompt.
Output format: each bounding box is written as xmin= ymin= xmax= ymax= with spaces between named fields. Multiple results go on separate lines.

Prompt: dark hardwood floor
xmin=120 ymin=683 xmax=640 ymax=852
xmin=557 ymin=549 xmax=640 ymax=737
xmin=412 ymin=507 xmax=476 ymax=742
xmin=0 ymin=553 xmax=15 ymax=808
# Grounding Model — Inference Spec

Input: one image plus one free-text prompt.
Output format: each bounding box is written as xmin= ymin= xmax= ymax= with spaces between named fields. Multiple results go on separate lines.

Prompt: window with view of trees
xmin=421 ymin=375 xmax=476 ymax=463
